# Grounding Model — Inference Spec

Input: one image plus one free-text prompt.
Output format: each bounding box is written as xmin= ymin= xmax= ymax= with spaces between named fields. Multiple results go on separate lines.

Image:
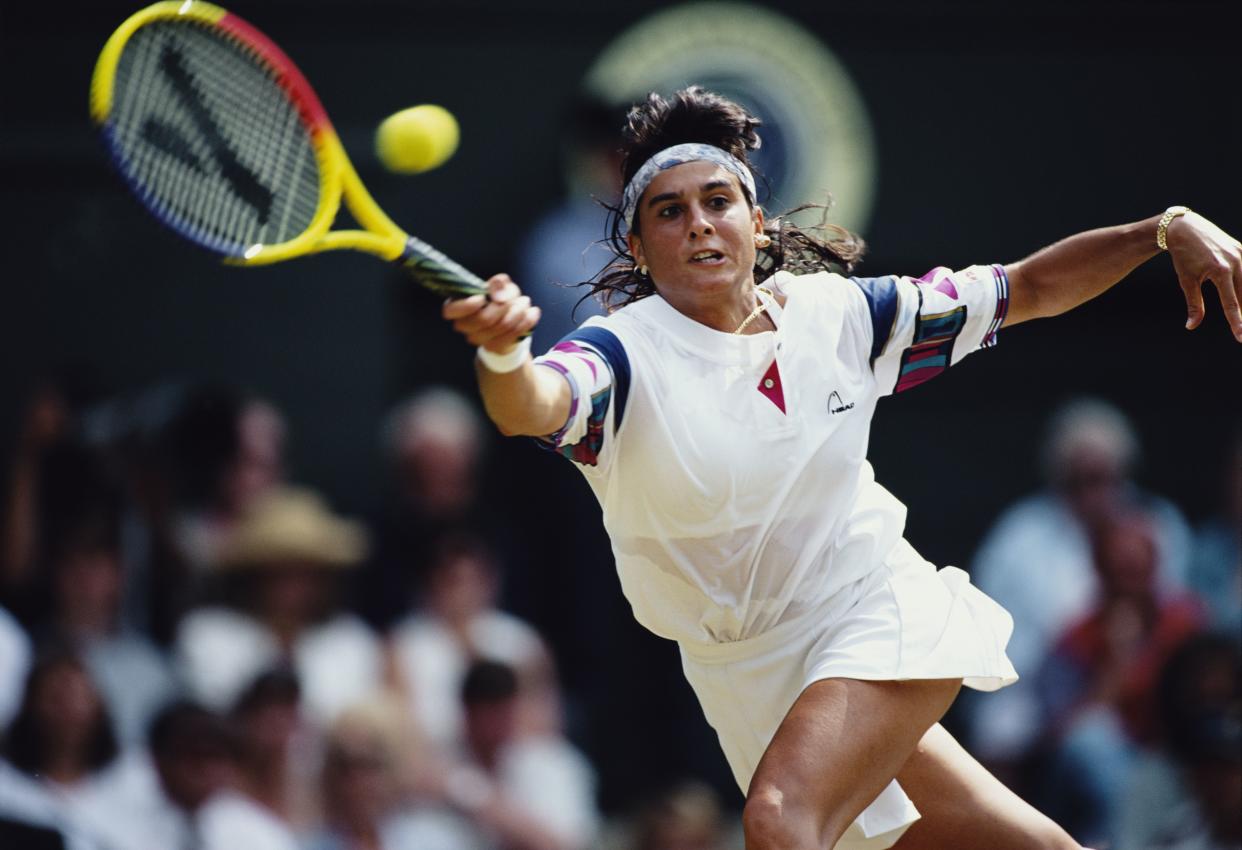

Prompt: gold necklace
xmin=732 ymin=288 xmax=772 ymax=335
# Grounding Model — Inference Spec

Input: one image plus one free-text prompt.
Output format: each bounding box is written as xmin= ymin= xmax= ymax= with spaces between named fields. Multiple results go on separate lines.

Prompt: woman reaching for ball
xmin=443 ymin=87 xmax=1241 ymax=849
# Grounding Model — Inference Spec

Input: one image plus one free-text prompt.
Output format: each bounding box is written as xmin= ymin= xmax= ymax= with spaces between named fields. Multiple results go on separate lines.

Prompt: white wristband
xmin=476 ymin=336 xmax=532 ymax=373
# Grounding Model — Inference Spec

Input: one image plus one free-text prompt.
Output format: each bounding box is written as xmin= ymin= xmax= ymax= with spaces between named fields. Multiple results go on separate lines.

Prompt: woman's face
xmin=238 ymin=698 xmax=301 ymax=759
xmin=54 ymin=546 xmax=122 ymax=633
xmin=220 ymin=402 xmax=284 ymax=515
xmin=256 ymin=566 xmax=330 ymax=625
xmin=427 ymin=552 xmax=496 ymax=624
xmin=628 ymin=161 xmax=763 ymax=308
xmin=323 ymin=729 xmax=394 ymax=827
xmin=33 ymin=661 xmax=102 ymax=745
xmin=1096 ymin=520 xmax=1157 ymax=599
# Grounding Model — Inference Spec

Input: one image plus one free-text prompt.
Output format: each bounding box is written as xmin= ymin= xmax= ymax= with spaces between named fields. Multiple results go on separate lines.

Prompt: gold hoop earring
xmin=638 ymin=264 xmax=649 ymax=277
xmin=755 ymin=233 xmax=772 ymax=249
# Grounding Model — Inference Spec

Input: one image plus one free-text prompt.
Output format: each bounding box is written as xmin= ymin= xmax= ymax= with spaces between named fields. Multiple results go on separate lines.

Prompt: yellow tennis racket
xmin=89 ymin=1 xmax=486 ymax=297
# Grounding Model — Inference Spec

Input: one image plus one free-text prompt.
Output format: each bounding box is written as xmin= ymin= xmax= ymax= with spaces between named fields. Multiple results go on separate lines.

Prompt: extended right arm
xmin=443 ymin=274 xmax=571 ymax=437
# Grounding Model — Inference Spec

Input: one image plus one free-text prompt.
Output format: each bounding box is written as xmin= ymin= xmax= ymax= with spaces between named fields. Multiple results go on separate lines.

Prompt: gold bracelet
xmin=1156 ymin=205 xmax=1190 ymax=251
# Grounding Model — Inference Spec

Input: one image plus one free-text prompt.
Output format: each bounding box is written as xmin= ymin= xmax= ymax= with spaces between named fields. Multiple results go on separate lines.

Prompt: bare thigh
xmin=744 ymin=677 xmax=962 ymax=849
xmin=891 ymin=724 xmax=1082 ymax=850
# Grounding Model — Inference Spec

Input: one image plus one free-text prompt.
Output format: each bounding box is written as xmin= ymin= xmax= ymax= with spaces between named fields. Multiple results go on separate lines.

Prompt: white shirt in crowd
xmin=175 ymin=608 xmax=382 ymax=724
xmin=389 ymin=610 xmax=547 ymax=749
xmin=0 ymin=607 xmax=30 ymax=729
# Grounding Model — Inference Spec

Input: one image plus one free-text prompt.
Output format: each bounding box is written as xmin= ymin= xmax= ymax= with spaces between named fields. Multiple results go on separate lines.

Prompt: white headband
xmin=621 ymin=142 xmax=757 ymax=232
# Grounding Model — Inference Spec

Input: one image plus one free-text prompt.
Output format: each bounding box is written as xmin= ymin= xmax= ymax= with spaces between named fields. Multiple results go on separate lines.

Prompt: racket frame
xmin=90 ymin=2 xmax=426 ymax=271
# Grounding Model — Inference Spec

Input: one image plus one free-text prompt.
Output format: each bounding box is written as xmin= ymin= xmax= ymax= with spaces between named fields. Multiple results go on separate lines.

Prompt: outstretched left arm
xmin=1003 ymin=209 xmax=1242 ymax=342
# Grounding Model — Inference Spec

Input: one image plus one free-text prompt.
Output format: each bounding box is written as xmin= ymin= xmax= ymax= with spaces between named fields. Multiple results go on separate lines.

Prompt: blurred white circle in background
xmin=585 ymin=1 xmax=877 ymax=235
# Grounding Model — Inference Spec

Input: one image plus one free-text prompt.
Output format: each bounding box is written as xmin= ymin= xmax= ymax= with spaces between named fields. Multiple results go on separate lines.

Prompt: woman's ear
xmin=627 ymin=232 xmax=644 ymax=268
xmin=753 ymin=206 xmax=766 ymax=237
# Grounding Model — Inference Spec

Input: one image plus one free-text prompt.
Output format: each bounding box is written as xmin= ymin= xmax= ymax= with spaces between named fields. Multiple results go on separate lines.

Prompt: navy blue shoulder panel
xmin=559 ymin=326 xmax=630 ymax=432
xmin=848 ymin=276 xmax=901 ymax=364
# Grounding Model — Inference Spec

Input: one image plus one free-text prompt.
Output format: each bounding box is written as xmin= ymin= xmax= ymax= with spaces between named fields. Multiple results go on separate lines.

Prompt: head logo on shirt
xmin=828 ymin=391 xmax=855 ymax=415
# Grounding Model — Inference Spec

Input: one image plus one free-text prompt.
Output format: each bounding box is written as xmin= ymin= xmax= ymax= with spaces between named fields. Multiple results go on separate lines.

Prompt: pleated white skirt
xmin=679 ymin=538 xmax=1018 ymax=848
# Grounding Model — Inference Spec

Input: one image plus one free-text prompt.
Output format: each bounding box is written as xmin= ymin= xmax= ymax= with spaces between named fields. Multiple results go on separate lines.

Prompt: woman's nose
xmin=688 ymin=205 xmax=714 ymax=238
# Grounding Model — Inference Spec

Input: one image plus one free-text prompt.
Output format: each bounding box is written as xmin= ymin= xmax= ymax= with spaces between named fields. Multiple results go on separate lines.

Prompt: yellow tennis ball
xmin=375 ymin=105 xmax=460 ymax=174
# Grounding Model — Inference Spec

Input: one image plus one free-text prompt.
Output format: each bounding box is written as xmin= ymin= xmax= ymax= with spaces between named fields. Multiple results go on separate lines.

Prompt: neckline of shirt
xmin=636 ymin=286 xmax=785 ymax=365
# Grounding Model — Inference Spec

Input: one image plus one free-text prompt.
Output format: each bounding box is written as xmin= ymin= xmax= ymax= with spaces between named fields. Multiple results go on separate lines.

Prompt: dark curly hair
xmin=2 ymin=647 xmax=119 ymax=778
xmin=584 ymin=87 xmax=866 ymax=311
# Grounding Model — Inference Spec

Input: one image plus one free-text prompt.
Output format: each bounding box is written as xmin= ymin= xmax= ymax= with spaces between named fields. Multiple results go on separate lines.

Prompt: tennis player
xmin=443 ymin=88 xmax=1241 ymax=849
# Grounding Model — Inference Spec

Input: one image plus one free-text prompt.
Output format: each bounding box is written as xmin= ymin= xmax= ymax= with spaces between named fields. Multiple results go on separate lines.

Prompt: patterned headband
xmin=621 ymin=142 xmax=757 ymax=232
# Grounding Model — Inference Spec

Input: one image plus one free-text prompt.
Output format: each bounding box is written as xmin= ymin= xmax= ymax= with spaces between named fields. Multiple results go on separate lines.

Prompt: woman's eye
xmin=657 ymin=205 xmax=680 ymax=218
xmin=709 ymin=196 xmax=730 ymax=209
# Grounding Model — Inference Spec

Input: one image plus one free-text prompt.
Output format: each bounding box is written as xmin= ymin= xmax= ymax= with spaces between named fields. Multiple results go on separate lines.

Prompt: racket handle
xmin=397 ymin=235 xmax=488 ymax=298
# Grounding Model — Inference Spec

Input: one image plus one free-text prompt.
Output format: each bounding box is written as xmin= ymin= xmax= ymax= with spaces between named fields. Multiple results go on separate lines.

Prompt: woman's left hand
xmin=1165 ymin=211 xmax=1242 ymax=341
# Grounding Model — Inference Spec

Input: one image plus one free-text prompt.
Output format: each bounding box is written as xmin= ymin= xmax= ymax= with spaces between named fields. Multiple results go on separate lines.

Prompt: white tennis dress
xmin=535 ymin=265 xmax=1018 ymax=847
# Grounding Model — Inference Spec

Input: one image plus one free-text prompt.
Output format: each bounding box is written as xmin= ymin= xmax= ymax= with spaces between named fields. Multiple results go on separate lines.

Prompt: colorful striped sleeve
xmin=853 ymin=264 xmax=1009 ymax=396
xmin=532 ymin=325 xmax=630 ymax=467
xmin=849 ymin=275 xmax=901 ymax=365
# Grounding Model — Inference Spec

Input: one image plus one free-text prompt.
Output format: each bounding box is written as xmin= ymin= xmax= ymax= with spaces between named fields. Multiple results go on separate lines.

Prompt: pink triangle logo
xmin=934 ymin=278 xmax=959 ymax=299
xmin=757 ymin=359 xmax=786 ymax=414
xmin=918 ymin=267 xmax=958 ymax=300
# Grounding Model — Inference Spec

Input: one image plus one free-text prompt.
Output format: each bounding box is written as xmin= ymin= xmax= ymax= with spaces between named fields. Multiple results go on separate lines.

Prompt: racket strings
xmin=108 ymin=20 xmax=321 ymax=255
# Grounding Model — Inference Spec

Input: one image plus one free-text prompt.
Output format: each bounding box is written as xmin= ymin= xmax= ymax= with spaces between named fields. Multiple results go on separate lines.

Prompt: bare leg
xmin=891 ymin=724 xmax=1082 ymax=850
xmin=742 ymin=677 xmax=961 ymax=850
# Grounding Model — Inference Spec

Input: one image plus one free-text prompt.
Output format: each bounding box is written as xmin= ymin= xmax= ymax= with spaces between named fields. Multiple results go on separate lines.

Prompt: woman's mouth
xmin=689 ymin=250 xmax=724 ymax=264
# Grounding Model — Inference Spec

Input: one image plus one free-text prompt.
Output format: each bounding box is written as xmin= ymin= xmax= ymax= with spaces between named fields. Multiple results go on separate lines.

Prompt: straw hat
xmin=217 ymin=486 xmax=367 ymax=570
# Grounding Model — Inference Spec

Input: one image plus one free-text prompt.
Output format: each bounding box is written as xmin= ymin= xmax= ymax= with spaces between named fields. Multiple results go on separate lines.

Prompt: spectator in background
xmin=40 ymin=508 xmax=177 ymax=747
xmin=1 ymin=371 xmax=102 ymax=617
xmin=0 ymin=387 xmax=174 ymax=747
xmin=166 ymin=384 xmax=286 ymax=573
xmin=0 ymin=648 xmax=147 ymax=850
xmin=229 ymin=669 xmax=318 ymax=836
xmin=142 ymin=700 xmax=238 ymax=850
xmin=307 ymin=699 xmax=475 ymax=850
xmin=1035 ymin=510 xmax=1204 ymax=847
xmin=3 ymin=441 xmax=118 ymax=635
xmin=389 ymin=534 xmax=555 ymax=751
xmin=1187 ymin=435 xmax=1241 ymax=639
xmin=105 ymin=382 xmax=217 ymax=646
xmin=967 ymin=398 xmax=1191 ymax=775
xmin=440 ymin=660 xmax=599 ymax=850
xmin=631 ymin=781 xmax=730 ymax=850
xmin=145 ymin=699 xmax=299 ymax=850
xmin=0 ymin=648 xmax=119 ymax=787
xmin=1118 ymin=634 xmax=1241 ymax=850
xmin=361 ymin=387 xmax=489 ymax=630
xmin=69 ymin=381 xmax=288 ymax=646
xmin=175 ymin=486 xmax=383 ymax=725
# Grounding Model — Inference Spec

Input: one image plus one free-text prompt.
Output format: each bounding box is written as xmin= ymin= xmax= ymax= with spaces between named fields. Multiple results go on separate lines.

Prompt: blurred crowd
xmin=0 ymin=376 xmax=739 ymax=850
xmin=963 ymin=400 xmax=1241 ymax=850
xmin=0 ymin=372 xmax=1237 ymax=850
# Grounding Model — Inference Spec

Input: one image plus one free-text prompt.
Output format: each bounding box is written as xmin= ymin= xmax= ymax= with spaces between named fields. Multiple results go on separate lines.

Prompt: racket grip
xmin=397 ymin=235 xmax=488 ymax=298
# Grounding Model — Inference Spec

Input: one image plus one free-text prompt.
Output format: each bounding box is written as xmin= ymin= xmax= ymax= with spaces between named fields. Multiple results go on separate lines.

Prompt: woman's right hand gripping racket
xmin=90 ymin=1 xmax=485 ymax=299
